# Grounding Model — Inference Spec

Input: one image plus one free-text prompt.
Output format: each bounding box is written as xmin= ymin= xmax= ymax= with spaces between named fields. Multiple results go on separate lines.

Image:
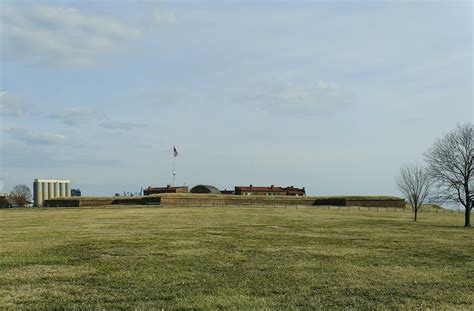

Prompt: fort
xmin=44 ymin=193 xmax=406 ymax=208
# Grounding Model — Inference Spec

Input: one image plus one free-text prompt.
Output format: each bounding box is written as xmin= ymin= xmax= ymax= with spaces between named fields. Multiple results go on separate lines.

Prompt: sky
xmin=0 ymin=0 xmax=472 ymax=196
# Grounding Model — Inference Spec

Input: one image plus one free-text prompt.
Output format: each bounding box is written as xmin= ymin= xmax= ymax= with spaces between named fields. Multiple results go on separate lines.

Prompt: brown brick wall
xmin=44 ymin=194 xmax=405 ymax=209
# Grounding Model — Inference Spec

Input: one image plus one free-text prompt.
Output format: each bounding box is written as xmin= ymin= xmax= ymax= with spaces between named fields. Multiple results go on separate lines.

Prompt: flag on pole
xmin=173 ymin=146 xmax=178 ymax=157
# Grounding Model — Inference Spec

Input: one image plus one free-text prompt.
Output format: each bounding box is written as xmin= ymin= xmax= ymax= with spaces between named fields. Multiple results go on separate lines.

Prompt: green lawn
xmin=0 ymin=207 xmax=472 ymax=310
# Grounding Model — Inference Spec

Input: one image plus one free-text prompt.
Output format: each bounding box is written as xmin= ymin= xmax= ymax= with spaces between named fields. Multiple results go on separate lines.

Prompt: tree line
xmin=396 ymin=123 xmax=473 ymax=227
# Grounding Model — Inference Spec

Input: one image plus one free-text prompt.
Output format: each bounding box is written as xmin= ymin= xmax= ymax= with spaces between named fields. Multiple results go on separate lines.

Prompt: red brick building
xmin=234 ymin=185 xmax=286 ymax=196
xmin=234 ymin=185 xmax=306 ymax=196
xmin=0 ymin=194 xmax=15 ymax=208
xmin=143 ymin=185 xmax=188 ymax=195
xmin=283 ymin=186 xmax=306 ymax=196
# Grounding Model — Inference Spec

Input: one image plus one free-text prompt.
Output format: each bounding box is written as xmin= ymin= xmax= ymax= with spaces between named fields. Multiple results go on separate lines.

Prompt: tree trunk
xmin=414 ymin=207 xmax=418 ymax=222
xmin=465 ymin=207 xmax=471 ymax=227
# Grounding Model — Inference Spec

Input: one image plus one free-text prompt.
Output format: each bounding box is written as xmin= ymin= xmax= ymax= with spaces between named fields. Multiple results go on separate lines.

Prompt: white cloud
xmin=150 ymin=9 xmax=177 ymax=24
xmin=101 ymin=121 xmax=146 ymax=130
xmin=1 ymin=4 xmax=141 ymax=67
xmin=0 ymin=91 xmax=29 ymax=117
xmin=49 ymin=107 xmax=100 ymax=125
xmin=249 ymin=81 xmax=354 ymax=117
xmin=5 ymin=128 xmax=68 ymax=145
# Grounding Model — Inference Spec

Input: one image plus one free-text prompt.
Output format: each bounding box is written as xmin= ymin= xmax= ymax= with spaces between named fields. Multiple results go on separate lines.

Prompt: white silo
xmin=65 ymin=182 xmax=71 ymax=197
xmin=33 ymin=179 xmax=72 ymax=207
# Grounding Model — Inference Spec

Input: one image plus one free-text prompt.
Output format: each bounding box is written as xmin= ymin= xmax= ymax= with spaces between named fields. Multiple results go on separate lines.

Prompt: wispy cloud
xmin=49 ymin=107 xmax=101 ymax=125
xmin=150 ymin=8 xmax=177 ymax=25
xmin=248 ymin=80 xmax=354 ymax=117
xmin=137 ymin=90 xmax=185 ymax=107
xmin=5 ymin=128 xmax=68 ymax=145
xmin=100 ymin=121 xmax=147 ymax=130
xmin=1 ymin=142 xmax=120 ymax=169
xmin=1 ymin=4 xmax=161 ymax=67
xmin=0 ymin=91 xmax=30 ymax=117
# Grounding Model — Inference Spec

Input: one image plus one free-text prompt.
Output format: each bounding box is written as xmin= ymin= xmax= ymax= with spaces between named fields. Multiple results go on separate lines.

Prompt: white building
xmin=33 ymin=179 xmax=71 ymax=207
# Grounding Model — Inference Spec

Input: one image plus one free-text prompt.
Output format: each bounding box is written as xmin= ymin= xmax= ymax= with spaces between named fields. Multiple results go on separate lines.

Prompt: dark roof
xmin=145 ymin=185 xmax=186 ymax=190
xmin=190 ymin=185 xmax=222 ymax=194
xmin=220 ymin=189 xmax=235 ymax=194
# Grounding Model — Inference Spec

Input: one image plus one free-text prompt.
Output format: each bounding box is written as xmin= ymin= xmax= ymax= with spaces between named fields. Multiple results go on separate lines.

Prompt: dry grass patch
xmin=0 ymin=207 xmax=472 ymax=309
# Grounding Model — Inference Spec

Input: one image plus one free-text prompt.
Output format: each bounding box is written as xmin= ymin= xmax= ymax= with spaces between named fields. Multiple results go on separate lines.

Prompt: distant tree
xmin=10 ymin=184 xmax=32 ymax=208
xmin=425 ymin=124 xmax=473 ymax=227
xmin=396 ymin=164 xmax=430 ymax=222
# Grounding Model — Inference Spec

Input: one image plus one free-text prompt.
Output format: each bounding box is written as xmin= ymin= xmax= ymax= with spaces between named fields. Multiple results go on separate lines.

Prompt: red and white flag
xmin=173 ymin=146 xmax=178 ymax=157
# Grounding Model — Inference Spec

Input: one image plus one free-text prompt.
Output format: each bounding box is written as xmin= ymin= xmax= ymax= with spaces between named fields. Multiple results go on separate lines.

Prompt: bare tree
xmin=396 ymin=164 xmax=430 ymax=222
xmin=425 ymin=123 xmax=473 ymax=227
xmin=10 ymin=184 xmax=32 ymax=208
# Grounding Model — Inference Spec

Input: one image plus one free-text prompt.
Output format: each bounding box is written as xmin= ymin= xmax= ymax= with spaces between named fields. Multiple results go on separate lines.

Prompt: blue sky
xmin=0 ymin=0 xmax=472 ymax=196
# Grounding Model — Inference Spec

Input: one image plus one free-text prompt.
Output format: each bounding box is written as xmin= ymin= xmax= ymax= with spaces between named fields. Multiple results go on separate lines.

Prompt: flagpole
xmin=172 ymin=152 xmax=176 ymax=187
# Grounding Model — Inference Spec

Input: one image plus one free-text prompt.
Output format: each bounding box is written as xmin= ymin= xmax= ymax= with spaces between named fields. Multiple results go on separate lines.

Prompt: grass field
xmin=1 ymin=206 xmax=472 ymax=310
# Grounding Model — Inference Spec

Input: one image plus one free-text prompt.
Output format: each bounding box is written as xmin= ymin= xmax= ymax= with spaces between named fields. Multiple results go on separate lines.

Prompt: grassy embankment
xmin=0 ymin=207 xmax=472 ymax=309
